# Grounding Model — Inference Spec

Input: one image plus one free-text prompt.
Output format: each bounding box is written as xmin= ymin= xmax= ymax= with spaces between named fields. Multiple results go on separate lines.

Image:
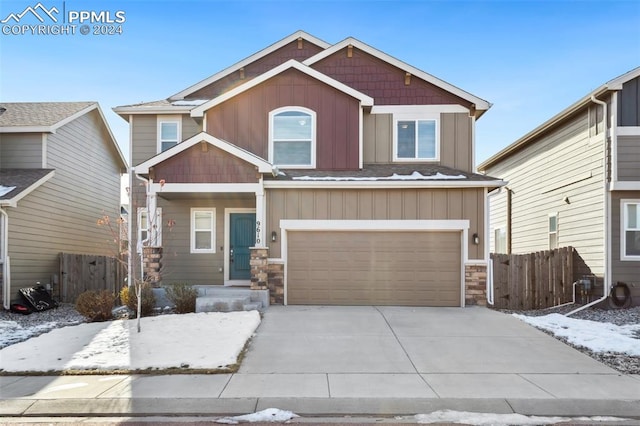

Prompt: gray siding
xmin=617 ymin=135 xmax=640 ymax=181
xmin=485 ymin=110 xmax=606 ymax=275
xmin=157 ymin=197 xmax=254 ymax=285
xmin=0 ymin=133 xmax=43 ymax=168
xmin=363 ymin=112 xmax=473 ymax=172
xmin=618 ymin=76 xmax=640 ymax=127
xmin=131 ymin=114 xmax=202 ymax=167
xmin=6 ymin=110 xmax=123 ymax=298
xmin=610 ymin=191 xmax=640 ymax=301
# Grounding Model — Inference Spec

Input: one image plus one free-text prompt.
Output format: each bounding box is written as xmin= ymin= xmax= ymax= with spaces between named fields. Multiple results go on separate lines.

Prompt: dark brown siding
xmin=311 ymin=47 xmax=473 ymax=108
xmin=188 ymin=40 xmax=325 ymax=100
xmin=206 ymin=68 xmax=361 ymax=170
xmin=152 ymin=143 xmax=259 ymax=183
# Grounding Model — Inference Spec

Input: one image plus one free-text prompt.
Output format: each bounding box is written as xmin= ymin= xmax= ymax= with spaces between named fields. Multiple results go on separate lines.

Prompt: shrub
xmin=75 ymin=290 xmax=116 ymax=322
xmin=164 ymin=283 xmax=198 ymax=314
xmin=120 ymin=282 xmax=156 ymax=317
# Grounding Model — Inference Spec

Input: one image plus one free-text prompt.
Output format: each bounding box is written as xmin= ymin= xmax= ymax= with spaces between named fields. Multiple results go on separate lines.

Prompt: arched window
xmin=269 ymin=107 xmax=316 ymax=168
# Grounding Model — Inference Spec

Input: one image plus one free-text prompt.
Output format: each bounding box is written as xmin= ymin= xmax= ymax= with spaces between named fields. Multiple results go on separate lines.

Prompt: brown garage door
xmin=287 ymin=231 xmax=461 ymax=306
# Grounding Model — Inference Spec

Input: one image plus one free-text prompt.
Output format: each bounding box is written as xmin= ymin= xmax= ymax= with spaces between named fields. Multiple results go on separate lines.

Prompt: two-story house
xmin=479 ymin=67 xmax=640 ymax=307
xmin=0 ymin=102 xmax=127 ymax=308
xmin=114 ymin=31 xmax=503 ymax=307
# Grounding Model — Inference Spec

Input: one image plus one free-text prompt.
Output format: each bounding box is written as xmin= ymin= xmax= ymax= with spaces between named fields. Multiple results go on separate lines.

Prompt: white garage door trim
xmin=280 ymin=219 xmax=470 ymax=306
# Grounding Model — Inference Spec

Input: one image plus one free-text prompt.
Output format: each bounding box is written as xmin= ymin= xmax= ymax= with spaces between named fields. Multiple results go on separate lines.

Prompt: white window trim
xmin=548 ymin=212 xmax=559 ymax=250
xmin=157 ymin=115 xmax=182 ymax=153
xmin=137 ymin=207 xmax=162 ymax=252
xmin=621 ymin=199 xmax=640 ymax=261
xmin=268 ymin=106 xmax=316 ymax=169
xmin=191 ymin=208 xmax=216 ymax=254
xmin=392 ymin=112 xmax=440 ymax=162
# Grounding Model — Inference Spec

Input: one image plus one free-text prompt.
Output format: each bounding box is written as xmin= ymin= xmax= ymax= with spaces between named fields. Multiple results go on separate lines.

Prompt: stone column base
xmin=465 ymin=264 xmax=487 ymax=306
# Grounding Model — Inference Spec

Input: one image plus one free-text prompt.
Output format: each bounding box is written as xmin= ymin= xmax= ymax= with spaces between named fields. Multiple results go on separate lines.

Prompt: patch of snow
xmin=171 ymin=99 xmax=209 ymax=106
xmin=514 ymin=313 xmax=640 ymax=356
xmin=0 ymin=311 xmax=260 ymax=372
xmin=415 ymin=410 xmax=626 ymax=425
xmin=0 ymin=185 xmax=16 ymax=197
xmin=216 ymin=408 xmax=299 ymax=424
xmin=292 ymin=171 xmax=466 ymax=181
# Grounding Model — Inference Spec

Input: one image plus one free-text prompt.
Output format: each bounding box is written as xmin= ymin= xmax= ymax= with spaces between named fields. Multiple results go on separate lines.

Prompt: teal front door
xmin=229 ymin=213 xmax=256 ymax=280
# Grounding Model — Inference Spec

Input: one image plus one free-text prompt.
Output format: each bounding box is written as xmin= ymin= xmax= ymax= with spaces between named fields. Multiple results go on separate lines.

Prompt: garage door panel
xmin=287 ymin=230 xmax=462 ymax=306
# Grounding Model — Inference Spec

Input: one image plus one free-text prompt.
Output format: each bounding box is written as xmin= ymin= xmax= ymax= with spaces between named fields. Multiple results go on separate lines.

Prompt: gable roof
xmin=112 ymin=99 xmax=209 ymax=119
xmin=169 ymin=31 xmax=331 ymax=101
xmin=191 ymin=59 xmax=374 ymax=117
xmin=304 ymin=37 xmax=492 ymax=118
xmin=134 ymin=132 xmax=274 ymax=175
xmin=0 ymin=102 xmax=127 ymax=169
xmin=0 ymin=169 xmax=55 ymax=207
xmin=478 ymin=66 xmax=640 ymax=171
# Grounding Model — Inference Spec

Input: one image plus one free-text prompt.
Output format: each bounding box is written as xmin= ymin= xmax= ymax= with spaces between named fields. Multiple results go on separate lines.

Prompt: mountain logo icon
xmin=1 ymin=2 xmax=59 ymax=24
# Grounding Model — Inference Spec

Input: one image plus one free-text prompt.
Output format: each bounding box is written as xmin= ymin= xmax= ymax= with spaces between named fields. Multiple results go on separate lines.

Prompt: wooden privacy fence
xmin=491 ymin=247 xmax=574 ymax=310
xmin=59 ymin=253 xmax=125 ymax=303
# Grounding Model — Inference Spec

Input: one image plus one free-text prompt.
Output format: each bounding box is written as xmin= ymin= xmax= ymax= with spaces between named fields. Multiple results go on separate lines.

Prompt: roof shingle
xmin=0 ymin=102 xmax=95 ymax=128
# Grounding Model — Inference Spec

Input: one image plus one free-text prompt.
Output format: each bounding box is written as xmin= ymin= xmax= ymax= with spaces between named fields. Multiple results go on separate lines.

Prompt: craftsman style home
xmin=115 ymin=31 xmax=503 ymax=307
xmin=479 ymin=67 xmax=640 ymax=306
xmin=0 ymin=102 xmax=126 ymax=308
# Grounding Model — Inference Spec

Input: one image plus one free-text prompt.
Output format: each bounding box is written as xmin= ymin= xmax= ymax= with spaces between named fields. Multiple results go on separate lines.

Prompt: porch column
xmin=255 ymin=185 xmax=266 ymax=247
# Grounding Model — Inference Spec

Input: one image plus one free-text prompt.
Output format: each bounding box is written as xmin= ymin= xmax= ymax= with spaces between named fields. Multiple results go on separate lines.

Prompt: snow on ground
xmin=514 ymin=313 xmax=640 ymax=356
xmin=216 ymin=408 xmax=299 ymax=424
xmin=415 ymin=410 xmax=626 ymax=425
xmin=0 ymin=311 xmax=260 ymax=372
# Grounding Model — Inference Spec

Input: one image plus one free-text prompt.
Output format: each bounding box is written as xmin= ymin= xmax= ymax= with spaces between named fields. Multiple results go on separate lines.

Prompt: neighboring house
xmin=478 ymin=67 xmax=640 ymax=305
xmin=0 ymin=102 xmax=127 ymax=308
xmin=114 ymin=31 xmax=504 ymax=307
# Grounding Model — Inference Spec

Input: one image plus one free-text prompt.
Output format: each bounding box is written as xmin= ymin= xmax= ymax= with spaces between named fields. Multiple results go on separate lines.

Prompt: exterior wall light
xmin=472 ymin=233 xmax=480 ymax=245
xmin=271 ymin=231 xmax=277 ymax=242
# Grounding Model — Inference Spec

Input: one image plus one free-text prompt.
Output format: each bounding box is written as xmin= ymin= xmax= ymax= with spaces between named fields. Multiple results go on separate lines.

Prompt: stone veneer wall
xmin=465 ymin=264 xmax=487 ymax=306
xmin=249 ymin=247 xmax=269 ymax=290
xmin=267 ymin=262 xmax=284 ymax=304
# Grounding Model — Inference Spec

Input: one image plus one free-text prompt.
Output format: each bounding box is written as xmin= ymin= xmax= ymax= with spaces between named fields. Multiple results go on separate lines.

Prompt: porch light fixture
xmin=271 ymin=231 xmax=277 ymax=242
xmin=472 ymin=233 xmax=479 ymax=245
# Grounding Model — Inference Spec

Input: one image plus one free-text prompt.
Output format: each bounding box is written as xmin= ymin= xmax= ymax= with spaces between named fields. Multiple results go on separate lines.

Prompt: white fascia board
xmin=371 ymin=105 xmax=470 ymax=114
xmin=150 ymin=182 xmax=261 ymax=193
xmin=170 ymin=31 xmax=331 ymax=101
xmin=264 ymin=179 xmax=506 ymax=189
xmin=112 ymin=106 xmax=194 ymax=119
xmin=94 ymin=104 xmax=127 ymax=169
xmin=0 ymin=170 xmax=55 ymax=208
xmin=605 ymin=66 xmax=640 ymax=90
xmin=280 ymin=219 xmax=470 ymax=232
xmin=134 ymin=132 xmax=273 ymax=174
xmin=610 ymin=181 xmax=640 ymax=191
xmin=50 ymin=103 xmax=98 ymax=131
xmin=304 ymin=38 xmax=491 ymax=112
xmin=191 ymin=60 xmax=374 ymax=117
xmin=617 ymin=126 xmax=640 ymax=136
xmin=0 ymin=126 xmax=52 ymax=133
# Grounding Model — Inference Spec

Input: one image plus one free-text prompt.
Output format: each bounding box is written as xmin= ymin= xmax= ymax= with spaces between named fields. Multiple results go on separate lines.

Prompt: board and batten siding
xmin=617 ymin=135 xmax=640 ymax=181
xmin=131 ymin=114 xmax=201 ymax=166
xmin=0 ymin=133 xmax=43 ymax=168
xmin=6 ymin=110 xmax=123 ymax=296
xmin=266 ymin=187 xmax=485 ymax=260
xmin=485 ymin=110 xmax=605 ymax=275
xmin=363 ymin=112 xmax=473 ymax=172
xmin=156 ymin=197 xmax=254 ymax=285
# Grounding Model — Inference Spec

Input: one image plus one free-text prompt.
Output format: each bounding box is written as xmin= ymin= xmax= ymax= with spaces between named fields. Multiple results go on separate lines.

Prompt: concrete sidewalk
xmin=1 ymin=306 xmax=639 ymax=419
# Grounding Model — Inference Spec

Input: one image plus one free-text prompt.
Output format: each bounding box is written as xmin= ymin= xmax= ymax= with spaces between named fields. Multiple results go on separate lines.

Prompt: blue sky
xmin=1 ymin=0 xmax=639 ymax=164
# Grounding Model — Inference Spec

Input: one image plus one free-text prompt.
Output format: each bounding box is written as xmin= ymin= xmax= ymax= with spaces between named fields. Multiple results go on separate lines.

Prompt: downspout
xmin=134 ymin=173 xmax=149 ymax=285
xmin=0 ymin=207 xmax=9 ymax=310
xmin=486 ymin=187 xmax=501 ymax=305
xmin=567 ymin=95 xmax=610 ymax=316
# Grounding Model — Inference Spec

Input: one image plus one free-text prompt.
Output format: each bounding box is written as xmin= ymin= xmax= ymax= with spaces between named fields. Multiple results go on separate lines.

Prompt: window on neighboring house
xmin=494 ymin=227 xmax=507 ymax=254
xmin=394 ymin=115 xmax=438 ymax=161
xmin=157 ymin=116 xmax=181 ymax=152
xmin=548 ymin=213 xmax=559 ymax=250
xmin=138 ymin=208 xmax=148 ymax=251
xmin=137 ymin=208 xmax=162 ymax=252
xmin=191 ymin=208 xmax=216 ymax=253
xmin=269 ymin=107 xmax=315 ymax=168
xmin=622 ymin=200 xmax=640 ymax=260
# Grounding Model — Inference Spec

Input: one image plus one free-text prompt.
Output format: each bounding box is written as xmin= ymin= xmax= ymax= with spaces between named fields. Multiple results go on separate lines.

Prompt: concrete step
xmin=196 ymin=296 xmax=252 ymax=313
xmin=194 ymin=286 xmax=270 ymax=310
xmin=243 ymin=302 xmax=261 ymax=311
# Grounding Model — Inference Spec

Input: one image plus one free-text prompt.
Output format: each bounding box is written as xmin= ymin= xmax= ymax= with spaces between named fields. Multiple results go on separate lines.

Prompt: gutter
xmin=567 ymin=95 xmax=610 ymax=316
xmin=0 ymin=207 xmax=9 ymax=310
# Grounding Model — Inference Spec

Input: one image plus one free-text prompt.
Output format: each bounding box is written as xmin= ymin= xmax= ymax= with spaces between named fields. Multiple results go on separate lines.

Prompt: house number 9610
xmin=255 ymin=221 xmax=261 ymax=244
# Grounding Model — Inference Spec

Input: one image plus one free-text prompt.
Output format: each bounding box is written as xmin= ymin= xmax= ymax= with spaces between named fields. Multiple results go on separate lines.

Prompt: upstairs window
xmin=548 ymin=213 xmax=559 ymax=250
xmin=157 ymin=115 xmax=181 ymax=152
xmin=269 ymin=107 xmax=315 ymax=168
xmin=622 ymin=200 xmax=640 ymax=260
xmin=393 ymin=114 xmax=438 ymax=161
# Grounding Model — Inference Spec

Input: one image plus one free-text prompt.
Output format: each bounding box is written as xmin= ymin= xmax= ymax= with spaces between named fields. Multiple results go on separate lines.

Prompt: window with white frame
xmin=137 ymin=208 xmax=162 ymax=252
xmin=191 ymin=208 xmax=216 ymax=253
xmin=157 ymin=116 xmax=181 ymax=153
xmin=622 ymin=200 xmax=640 ymax=260
xmin=269 ymin=107 xmax=315 ymax=168
xmin=394 ymin=114 xmax=438 ymax=161
xmin=548 ymin=213 xmax=559 ymax=250
xmin=494 ymin=227 xmax=507 ymax=254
